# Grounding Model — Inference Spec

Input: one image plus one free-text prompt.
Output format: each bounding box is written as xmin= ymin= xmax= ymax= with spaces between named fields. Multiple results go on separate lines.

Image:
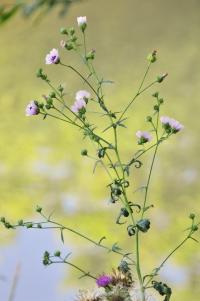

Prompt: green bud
xmin=36 ymin=206 xmax=42 ymax=213
xmin=127 ymin=225 xmax=136 ymax=236
xmin=192 ymin=224 xmax=198 ymax=232
xmin=154 ymin=105 xmax=159 ymax=111
xmin=147 ymin=50 xmax=157 ymax=63
xmin=58 ymin=85 xmax=64 ymax=92
xmin=37 ymin=223 xmax=42 ymax=228
xmin=137 ymin=219 xmax=150 ymax=233
xmin=86 ymin=50 xmax=95 ymax=60
xmin=146 ymin=116 xmax=152 ymax=122
xmin=54 ymin=250 xmax=61 ymax=257
xmin=152 ymin=92 xmax=159 ymax=98
xmin=65 ymin=43 xmax=74 ymax=51
xmin=98 ymin=148 xmax=106 ymax=158
xmin=0 ymin=217 xmax=5 ymax=223
xmin=158 ymin=98 xmax=164 ymax=105
xmin=45 ymin=104 xmax=51 ymax=110
xmin=49 ymin=92 xmax=56 ymax=98
xmin=189 ymin=213 xmax=195 ymax=220
xmin=60 ymin=27 xmax=68 ymax=34
xmin=43 ymin=251 xmax=50 ymax=266
xmin=26 ymin=223 xmax=33 ymax=229
xmin=157 ymin=73 xmax=168 ymax=83
xmin=81 ymin=149 xmax=88 ymax=156
xmin=36 ymin=68 xmax=43 ymax=77
xmin=121 ymin=208 xmax=129 ymax=217
xmin=18 ymin=219 xmax=24 ymax=226
xmin=46 ymin=97 xmax=53 ymax=105
xmin=4 ymin=222 xmax=13 ymax=229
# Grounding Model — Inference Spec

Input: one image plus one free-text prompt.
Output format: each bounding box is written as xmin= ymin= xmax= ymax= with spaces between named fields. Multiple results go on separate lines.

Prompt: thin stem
xmin=136 ymin=230 xmax=145 ymax=301
xmin=51 ymin=257 xmax=96 ymax=280
xmin=144 ymin=231 xmax=192 ymax=288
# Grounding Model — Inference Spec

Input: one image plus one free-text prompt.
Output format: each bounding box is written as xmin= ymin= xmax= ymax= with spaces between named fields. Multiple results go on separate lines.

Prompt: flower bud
xmin=136 ymin=219 xmax=150 ymax=233
xmin=36 ymin=206 xmax=42 ymax=213
xmin=192 ymin=224 xmax=198 ymax=232
xmin=26 ymin=223 xmax=33 ymax=228
xmin=147 ymin=50 xmax=157 ymax=63
xmin=86 ymin=50 xmax=95 ymax=60
xmin=158 ymin=98 xmax=164 ymax=105
xmin=98 ymin=148 xmax=106 ymax=158
xmin=65 ymin=43 xmax=74 ymax=51
xmin=54 ymin=250 xmax=61 ymax=257
xmin=49 ymin=92 xmax=56 ymax=98
xmin=189 ymin=213 xmax=195 ymax=220
xmin=60 ymin=27 xmax=68 ymax=34
xmin=127 ymin=225 xmax=136 ymax=236
xmin=152 ymin=92 xmax=159 ymax=98
xmin=157 ymin=73 xmax=168 ymax=83
xmin=121 ymin=208 xmax=129 ymax=217
xmin=0 ymin=217 xmax=5 ymax=223
xmin=81 ymin=149 xmax=88 ymax=156
xmin=154 ymin=104 xmax=159 ymax=111
xmin=146 ymin=116 xmax=152 ymax=122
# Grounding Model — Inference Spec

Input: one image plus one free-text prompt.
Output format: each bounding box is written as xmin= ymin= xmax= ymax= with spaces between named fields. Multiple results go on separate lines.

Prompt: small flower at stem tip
xmin=77 ymin=16 xmax=87 ymax=32
xmin=136 ymin=130 xmax=152 ymax=144
xmin=45 ymin=49 xmax=60 ymax=65
xmin=25 ymin=101 xmax=40 ymax=116
xmin=96 ymin=275 xmax=112 ymax=287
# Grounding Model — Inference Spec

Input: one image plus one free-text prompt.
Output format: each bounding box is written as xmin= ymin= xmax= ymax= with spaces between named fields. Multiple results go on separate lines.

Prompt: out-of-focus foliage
xmin=0 ymin=0 xmax=82 ymax=25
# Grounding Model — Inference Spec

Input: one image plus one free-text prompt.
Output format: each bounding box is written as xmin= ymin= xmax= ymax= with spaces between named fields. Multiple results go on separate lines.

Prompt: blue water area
xmin=0 ymin=229 xmax=76 ymax=301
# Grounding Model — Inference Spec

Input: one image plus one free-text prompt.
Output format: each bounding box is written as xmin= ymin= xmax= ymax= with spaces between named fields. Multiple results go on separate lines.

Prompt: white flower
xmin=77 ymin=16 xmax=87 ymax=27
xmin=76 ymin=90 xmax=91 ymax=101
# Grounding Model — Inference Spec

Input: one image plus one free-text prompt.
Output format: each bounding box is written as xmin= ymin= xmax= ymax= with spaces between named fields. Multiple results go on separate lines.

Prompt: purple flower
xmin=25 ymin=101 xmax=40 ymax=116
xmin=136 ymin=130 xmax=152 ymax=144
xmin=96 ymin=275 xmax=112 ymax=287
xmin=71 ymin=98 xmax=86 ymax=113
xmin=45 ymin=49 xmax=60 ymax=65
xmin=75 ymin=90 xmax=91 ymax=102
xmin=160 ymin=116 xmax=184 ymax=133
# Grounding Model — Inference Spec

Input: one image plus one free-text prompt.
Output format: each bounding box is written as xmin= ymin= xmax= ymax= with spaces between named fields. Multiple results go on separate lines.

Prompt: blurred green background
xmin=0 ymin=0 xmax=200 ymax=300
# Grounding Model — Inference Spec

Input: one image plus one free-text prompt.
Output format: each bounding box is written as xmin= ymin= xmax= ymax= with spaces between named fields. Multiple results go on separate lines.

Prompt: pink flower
xmin=160 ymin=116 xmax=184 ymax=133
xmin=71 ymin=98 xmax=86 ymax=113
xmin=45 ymin=49 xmax=60 ymax=65
xmin=25 ymin=101 xmax=39 ymax=116
xmin=136 ymin=130 xmax=152 ymax=144
xmin=96 ymin=275 xmax=112 ymax=287
xmin=75 ymin=90 xmax=90 ymax=102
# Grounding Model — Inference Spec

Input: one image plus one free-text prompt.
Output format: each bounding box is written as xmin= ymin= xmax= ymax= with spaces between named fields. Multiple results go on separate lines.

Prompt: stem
xmin=136 ymin=230 xmax=145 ymax=301
xmin=144 ymin=231 xmax=192 ymax=287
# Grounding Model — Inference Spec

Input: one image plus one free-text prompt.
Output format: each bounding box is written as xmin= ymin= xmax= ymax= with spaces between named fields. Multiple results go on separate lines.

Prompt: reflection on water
xmin=0 ymin=229 xmax=75 ymax=301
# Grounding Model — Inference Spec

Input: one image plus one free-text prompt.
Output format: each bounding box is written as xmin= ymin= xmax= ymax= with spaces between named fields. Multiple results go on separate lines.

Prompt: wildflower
xmin=25 ymin=101 xmax=40 ymax=116
xmin=76 ymin=90 xmax=91 ymax=102
xmin=45 ymin=48 xmax=60 ymax=65
xmin=71 ymin=98 xmax=86 ymax=113
xmin=160 ymin=116 xmax=184 ymax=133
xmin=77 ymin=16 xmax=87 ymax=31
xmin=96 ymin=275 xmax=112 ymax=287
xmin=136 ymin=131 xmax=152 ymax=144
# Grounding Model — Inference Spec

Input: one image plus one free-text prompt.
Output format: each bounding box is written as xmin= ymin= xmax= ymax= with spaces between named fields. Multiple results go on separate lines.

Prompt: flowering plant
xmin=1 ymin=16 xmax=199 ymax=301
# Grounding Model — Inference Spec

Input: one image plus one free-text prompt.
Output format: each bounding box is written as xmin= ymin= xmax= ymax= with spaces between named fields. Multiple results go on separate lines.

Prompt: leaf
xmin=112 ymin=242 xmax=122 ymax=252
xmin=98 ymin=236 xmax=106 ymax=245
xmin=60 ymin=228 xmax=64 ymax=243
xmin=0 ymin=4 xmax=21 ymax=25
